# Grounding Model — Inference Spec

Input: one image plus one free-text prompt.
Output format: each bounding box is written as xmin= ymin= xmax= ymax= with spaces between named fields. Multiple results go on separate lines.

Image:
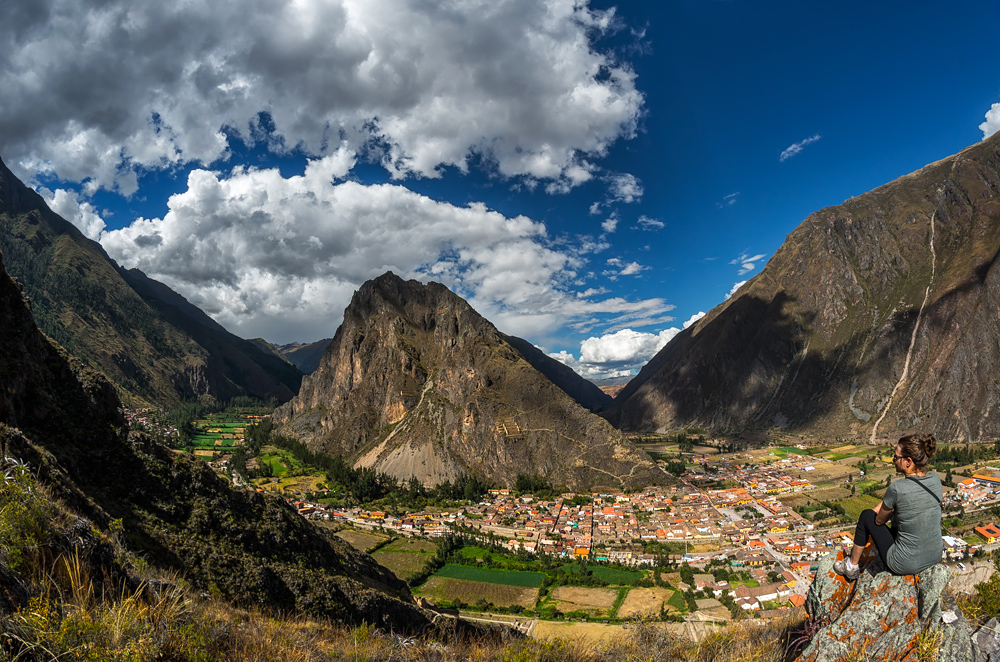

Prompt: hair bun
xmin=923 ymin=435 xmax=937 ymax=458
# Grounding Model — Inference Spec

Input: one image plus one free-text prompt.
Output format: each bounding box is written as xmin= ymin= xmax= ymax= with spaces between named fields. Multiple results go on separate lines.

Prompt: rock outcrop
xmin=274 ymin=272 xmax=666 ymax=489
xmin=605 ymin=131 xmax=1000 ymax=441
xmin=798 ymin=548 xmax=975 ymax=661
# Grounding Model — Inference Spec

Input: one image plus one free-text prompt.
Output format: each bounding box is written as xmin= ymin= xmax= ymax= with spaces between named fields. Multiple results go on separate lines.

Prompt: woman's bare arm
xmin=874 ymin=501 xmax=893 ymax=526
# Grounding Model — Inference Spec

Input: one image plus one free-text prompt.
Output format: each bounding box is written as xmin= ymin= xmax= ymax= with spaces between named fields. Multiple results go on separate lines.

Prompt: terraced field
xmin=335 ymin=529 xmax=388 ymax=553
xmin=617 ymin=588 xmax=679 ymax=618
xmin=547 ymin=586 xmax=619 ymax=616
xmin=187 ymin=414 xmax=253 ymax=457
xmin=415 ymin=577 xmax=538 ymax=608
xmin=432 ymin=564 xmax=545 ymax=587
xmin=372 ymin=538 xmax=437 ymax=581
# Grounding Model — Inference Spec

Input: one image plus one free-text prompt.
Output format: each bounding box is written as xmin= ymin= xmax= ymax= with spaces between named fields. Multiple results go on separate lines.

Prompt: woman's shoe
xmin=833 ymin=559 xmax=860 ymax=580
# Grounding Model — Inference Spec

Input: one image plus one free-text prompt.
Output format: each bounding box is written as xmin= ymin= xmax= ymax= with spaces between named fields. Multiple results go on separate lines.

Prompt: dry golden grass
xmin=534 ymin=621 xmax=625 ymax=645
xmin=617 ymin=588 xmax=677 ymax=618
xmin=548 ymin=586 xmax=619 ymax=614
xmin=3 ymin=565 xmax=807 ymax=662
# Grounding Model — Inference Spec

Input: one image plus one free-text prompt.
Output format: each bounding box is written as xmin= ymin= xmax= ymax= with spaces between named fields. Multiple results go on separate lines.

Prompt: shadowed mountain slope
xmin=279 ymin=338 xmax=334 ymax=374
xmin=0 ymin=156 xmax=301 ymax=406
xmin=605 ymin=132 xmax=1000 ymax=442
xmin=249 ymin=337 xmax=334 ymax=374
xmin=274 ymin=272 xmax=665 ymax=489
xmin=0 ymin=249 xmax=426 ymax=628
xmin=501 ymin=334 xmax=612 ymax=412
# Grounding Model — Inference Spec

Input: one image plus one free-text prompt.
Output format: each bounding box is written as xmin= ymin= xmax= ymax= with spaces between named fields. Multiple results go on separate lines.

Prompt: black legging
xmin=853 ymin=508 xmax=897 ymax=567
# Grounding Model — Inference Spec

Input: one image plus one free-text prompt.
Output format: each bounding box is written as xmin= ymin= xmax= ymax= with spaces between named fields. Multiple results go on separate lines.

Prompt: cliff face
xmin=274 ymin=272 xmax=665 ymax=489
xmin=0 ymin=156 xmax=301 ymax=406
xmin=0 ymin=250 xmax=425 ymax=629
xmin=606 ymin=132 xmax=1000 ymax=442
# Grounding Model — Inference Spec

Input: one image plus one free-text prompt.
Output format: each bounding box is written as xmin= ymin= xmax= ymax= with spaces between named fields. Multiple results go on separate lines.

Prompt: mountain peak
xmin=605 ymin=133 xmax=1000 ymax=440
xmin=275 ymin=274 xmax=665 ymax=489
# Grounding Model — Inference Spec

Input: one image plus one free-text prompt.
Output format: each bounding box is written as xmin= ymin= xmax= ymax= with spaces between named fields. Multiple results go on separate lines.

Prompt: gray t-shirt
xmin=883 ymin=472 xmax=943 ymax=575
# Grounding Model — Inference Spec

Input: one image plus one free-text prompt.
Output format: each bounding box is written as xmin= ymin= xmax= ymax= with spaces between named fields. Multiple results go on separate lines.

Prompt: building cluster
xmin=123 ymin=408 xmax=178 ymax=439
xmin=237 ymin=442 xmax=992 ymax=615
xmin=951 ymin=475 xmax=1000 ymax=507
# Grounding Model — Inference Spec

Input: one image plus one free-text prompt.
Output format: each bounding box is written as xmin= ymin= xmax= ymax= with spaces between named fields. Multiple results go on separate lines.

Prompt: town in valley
xmin=129 ymin=407 xmax=1000 ymax=631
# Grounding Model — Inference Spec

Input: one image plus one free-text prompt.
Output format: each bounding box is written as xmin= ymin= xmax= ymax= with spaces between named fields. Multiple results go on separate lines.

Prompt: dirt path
xmin=947 ymin=560 xmax=994 ymax=594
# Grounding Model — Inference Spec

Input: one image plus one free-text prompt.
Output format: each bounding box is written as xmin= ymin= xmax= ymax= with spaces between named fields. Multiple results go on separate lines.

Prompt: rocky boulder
xmin=798 ymin=548 xmax=975 ymax=661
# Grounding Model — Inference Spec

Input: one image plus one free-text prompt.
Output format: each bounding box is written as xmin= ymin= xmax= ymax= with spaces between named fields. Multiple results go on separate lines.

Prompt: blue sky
xmin=3 ymin=0 xmax=999 ymax=379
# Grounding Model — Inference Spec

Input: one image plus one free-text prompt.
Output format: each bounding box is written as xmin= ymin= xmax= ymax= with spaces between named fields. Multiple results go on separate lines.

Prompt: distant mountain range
xmin=274 ymin=272 xmax=665 ymax=489
xmin=0 ymin=156 xmax=302 ymax=406
xmin=605 ymin=131 xmax=1000 ymax=443
xmin=248 ymin=337 xmax=333 ymax=374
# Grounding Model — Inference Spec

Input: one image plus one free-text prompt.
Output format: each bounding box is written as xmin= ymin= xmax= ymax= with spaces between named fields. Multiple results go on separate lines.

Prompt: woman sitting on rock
xmin=834 ymin=433 xmax=942 ymax=580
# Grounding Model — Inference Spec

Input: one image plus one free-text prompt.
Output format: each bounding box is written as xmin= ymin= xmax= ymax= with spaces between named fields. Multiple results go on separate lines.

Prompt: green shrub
xmin=0 ymin=458 xmax=54 ymax=572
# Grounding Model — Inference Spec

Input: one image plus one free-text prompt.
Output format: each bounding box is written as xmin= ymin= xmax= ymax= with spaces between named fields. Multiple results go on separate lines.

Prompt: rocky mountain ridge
xmin=605 ymin=132 xmax=1000 ymax=442
xmin=0 ymin=247 xmax=427 ymax=629
xmin=274 ymin=272 xmax=665 ymax=489
xmin=0 ymin=156 xmax=302 ymax=406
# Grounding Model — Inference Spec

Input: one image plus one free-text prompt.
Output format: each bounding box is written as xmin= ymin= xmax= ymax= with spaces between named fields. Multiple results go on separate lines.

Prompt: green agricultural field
xmin=415 ymin=577 xmax=537 ymax=609
xmin=432 ymin=564 xmax=545 ymax=587
xmin=373 ymin=551 xmax=435 ymax=580
xmin=460 ymin=545 xmax=491 ymax=560
xmin=257 ymin=453 xmax=290 ymax=476
xmin=666 ymin=590 xmax=687 ymax=611
xmin=817 ymin=445 xmax=873 ymax=461
xmin=840 ymin=495 xmax=881 ymax=520
xmin=768 ymin=447 xmax=808 ymax=459
xmin=590 ymin=566 xmax=643 ymax=584
xmin=727 ymin=579 xmax=759 ymax=589
xmin=382 ymin=538 xmax=437 ymax=554
xmin=335 ymin=529 xmax=388 ymax=552
xmin=556 ymin=564 xmax=642 ymax=585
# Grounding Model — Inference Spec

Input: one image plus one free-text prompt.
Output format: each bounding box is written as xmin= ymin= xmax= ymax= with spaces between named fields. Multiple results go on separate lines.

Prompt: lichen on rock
xmin=798 ymin=548 xmax=975 ymax=662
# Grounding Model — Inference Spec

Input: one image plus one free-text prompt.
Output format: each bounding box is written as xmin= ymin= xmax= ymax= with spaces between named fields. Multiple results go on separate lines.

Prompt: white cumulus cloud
xmin=38 ymin=187 xmax=107 ymax=240
xmin=1 ymin=0 xmax=643 ymax=195
xmin=726 ymin=280 xmax=747 ymax=299
xmin=618 ymin=261 xmax=647 ymax=276
xmin=982 ymin=100 xmax=1000 ymax=140
xmin=550 ymin=326 xmax=681 ymax=379
xmin=606 ymin=173 xmax=643 ymax=203
xmin=683 ymin=311 xmax=706 ymax=329
xmin=100 ymin=156 xmax=671 ymax=343
xmin=601 ymin=213 xmax=619 ymax=233
xmin=636 ymin=215 xmax=664 ymax=231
